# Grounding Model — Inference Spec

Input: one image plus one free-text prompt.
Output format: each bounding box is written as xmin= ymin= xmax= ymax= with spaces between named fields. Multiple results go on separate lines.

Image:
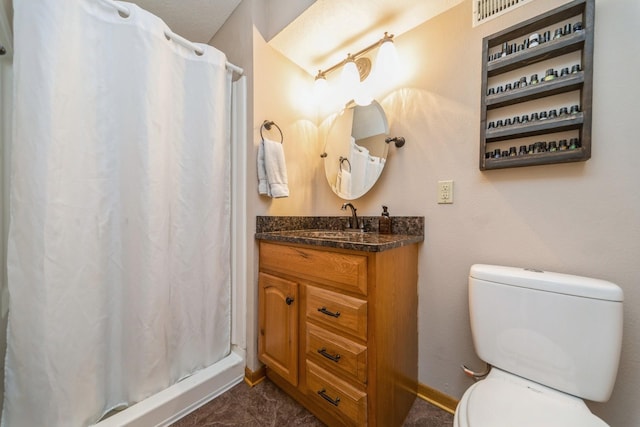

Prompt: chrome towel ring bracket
xmin=261 ymin=120 xmax=283 ymax=143
xmin=385 ymin=136 xmax=405 ymax=147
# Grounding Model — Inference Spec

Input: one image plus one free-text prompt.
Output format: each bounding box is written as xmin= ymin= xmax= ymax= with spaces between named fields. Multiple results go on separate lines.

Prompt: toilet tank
xmin=468 ymin=264 xmax=623 ymax=402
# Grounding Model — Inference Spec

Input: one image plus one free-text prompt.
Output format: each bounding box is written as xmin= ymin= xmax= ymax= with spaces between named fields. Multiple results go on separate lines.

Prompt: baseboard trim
xmin=244 ymin=365 xmax=266 ymax=387
xmin=417 ymin=383 xmax=458 ymax=415
xmin=245 ymin=366 xmax=457 ymax=414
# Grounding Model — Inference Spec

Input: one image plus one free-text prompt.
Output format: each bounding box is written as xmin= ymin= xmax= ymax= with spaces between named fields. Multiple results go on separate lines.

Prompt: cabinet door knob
xmin=285 ymin=296 xmax=294 ymax=305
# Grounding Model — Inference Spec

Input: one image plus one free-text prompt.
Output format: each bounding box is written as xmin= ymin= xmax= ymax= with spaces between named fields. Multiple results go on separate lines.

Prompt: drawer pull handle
xmin=318 ymin=347 xmax=341 ymax=362
xmin=318 ymin=307 xmax=341 ymax=318
xmin=285 ymin=296 xmax=294 ymax=305
xmin=317 ymin=388 xmax=340 ymax=407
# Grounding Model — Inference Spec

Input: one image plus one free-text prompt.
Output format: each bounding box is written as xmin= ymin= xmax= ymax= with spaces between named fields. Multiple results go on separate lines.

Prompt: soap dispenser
xmin=379 ymin=205 xmax=391 ymax=234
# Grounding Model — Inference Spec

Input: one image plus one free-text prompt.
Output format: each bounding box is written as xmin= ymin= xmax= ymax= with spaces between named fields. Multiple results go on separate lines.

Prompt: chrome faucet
xmin=341 ymin=203 xmax=360 ymax=230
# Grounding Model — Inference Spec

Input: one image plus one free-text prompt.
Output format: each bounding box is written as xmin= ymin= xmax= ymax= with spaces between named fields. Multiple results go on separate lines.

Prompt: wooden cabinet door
xmin=258 ymin=272 xmax=299 ymax=386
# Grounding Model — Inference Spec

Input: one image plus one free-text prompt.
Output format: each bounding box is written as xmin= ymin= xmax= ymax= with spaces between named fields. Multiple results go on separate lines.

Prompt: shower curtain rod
xmin=103 ymin=0 xmax=244 ymax=75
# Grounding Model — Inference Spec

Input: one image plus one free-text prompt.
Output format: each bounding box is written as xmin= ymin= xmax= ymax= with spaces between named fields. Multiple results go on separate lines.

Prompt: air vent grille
xmin=473 ymin=0 xmax=532 ymax=26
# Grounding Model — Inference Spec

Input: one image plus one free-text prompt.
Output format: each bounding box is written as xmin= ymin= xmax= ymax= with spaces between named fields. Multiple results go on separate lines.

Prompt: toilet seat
xmin=454 ymin=369 xmax=609 ymax=427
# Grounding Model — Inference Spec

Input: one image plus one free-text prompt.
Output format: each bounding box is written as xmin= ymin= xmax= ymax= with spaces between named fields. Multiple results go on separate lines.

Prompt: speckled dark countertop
xmin=255 ymin=216 xmax=424 ymax=252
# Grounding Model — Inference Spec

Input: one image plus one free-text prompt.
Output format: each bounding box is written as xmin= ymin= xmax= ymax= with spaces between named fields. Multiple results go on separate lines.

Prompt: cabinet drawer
xmin=306 ymin=360 xmax=367 ymax=427
xmin=306 ymin=323 xmax=367 ymax=384
xmin=260 ymin=242 xmax=367 ymax=296
xmin=306 ymin=286 xmax=367 ymax=340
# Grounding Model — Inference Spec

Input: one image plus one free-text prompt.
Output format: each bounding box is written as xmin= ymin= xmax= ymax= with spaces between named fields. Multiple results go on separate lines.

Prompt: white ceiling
xmin=268 ymin=0 xmax=465 ymax=76
xmin=133 ymin=0 xmax=242 ymax=43
xmin=121 ymin=0 xmax=464 ymax=76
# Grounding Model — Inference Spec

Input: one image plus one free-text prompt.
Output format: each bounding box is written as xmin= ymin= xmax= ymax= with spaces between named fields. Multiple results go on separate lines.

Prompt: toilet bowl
xmin=454 ymin=369 xmax=608 ymax=427
xmin=455 ymin=264 xmax=624 ymax=427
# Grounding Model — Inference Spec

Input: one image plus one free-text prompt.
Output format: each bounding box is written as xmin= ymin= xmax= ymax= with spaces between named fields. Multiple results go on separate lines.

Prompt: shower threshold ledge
xmin=90 ymin=349 xmax=245 ymax=427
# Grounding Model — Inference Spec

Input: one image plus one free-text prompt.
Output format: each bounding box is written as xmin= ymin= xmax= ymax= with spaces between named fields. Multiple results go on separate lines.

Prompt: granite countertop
xmin=255 ymin=216 xmax=424 ymax=253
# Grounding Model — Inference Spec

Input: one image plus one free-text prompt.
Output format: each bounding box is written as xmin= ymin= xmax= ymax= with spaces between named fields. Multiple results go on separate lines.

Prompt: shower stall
xmin=0 ymin=1 xmax=247 ymax=426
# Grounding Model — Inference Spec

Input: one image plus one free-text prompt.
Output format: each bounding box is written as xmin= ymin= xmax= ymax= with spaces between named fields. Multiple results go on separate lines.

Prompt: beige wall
xmin=212 ymin=0 xmax=322 ymax=371
xmin=244 ymin=0 xmax=640 ymax=426
xmin=246 ymin=21 xmax=322 ymax=372
xmin=383 ymin=2 xmax=640 ymax=426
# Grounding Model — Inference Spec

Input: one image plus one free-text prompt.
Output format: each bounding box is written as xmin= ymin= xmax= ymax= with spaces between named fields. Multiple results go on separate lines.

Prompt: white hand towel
xmin=261 ymin=137 xmax=289 ymax=198
xmin=257 ymin=142 xmax=269 ymax=195
xmin=349 ymin=138 xmax=368 ymax=196
xmin=339 ymin=169 xmax=352 ymax=198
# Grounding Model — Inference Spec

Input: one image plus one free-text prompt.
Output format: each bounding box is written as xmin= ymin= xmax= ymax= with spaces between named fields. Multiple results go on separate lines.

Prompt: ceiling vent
xmin=473 ymin=0 xmax=533 ymax=26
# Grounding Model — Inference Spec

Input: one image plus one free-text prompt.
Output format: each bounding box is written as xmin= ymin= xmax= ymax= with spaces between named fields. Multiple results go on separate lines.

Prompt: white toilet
xmin=454 ymin=264 xmax=624 ymax=427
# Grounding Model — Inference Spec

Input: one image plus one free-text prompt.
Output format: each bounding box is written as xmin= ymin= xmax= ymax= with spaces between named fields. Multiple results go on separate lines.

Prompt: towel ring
xmin=339 ymin=156 xmax=351 ymax=173
xmin=261 ymin=120 xmax=283 ymax=144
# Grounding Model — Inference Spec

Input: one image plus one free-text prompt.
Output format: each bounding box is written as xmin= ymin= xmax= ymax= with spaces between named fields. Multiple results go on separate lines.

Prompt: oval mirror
xmin=323 ymin=100 xmax=390 ymax=200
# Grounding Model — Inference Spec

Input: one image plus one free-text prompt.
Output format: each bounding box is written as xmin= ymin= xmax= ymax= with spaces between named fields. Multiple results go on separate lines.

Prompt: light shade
xmin=340 ymin=59 xmax=360 ymax=101
xmin=373 ymin=39 xmax=399 ymax=90
xmin=314 ymin=74 xmax=328 ymax=101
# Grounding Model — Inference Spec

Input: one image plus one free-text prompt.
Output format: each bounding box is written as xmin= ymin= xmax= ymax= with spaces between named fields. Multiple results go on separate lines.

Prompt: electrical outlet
xmin=438 ymin=180 xmax=454 ymax=204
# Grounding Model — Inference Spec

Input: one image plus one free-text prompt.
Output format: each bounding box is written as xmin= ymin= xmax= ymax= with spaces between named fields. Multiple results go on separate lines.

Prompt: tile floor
xmin=171 ymin=378 xmax=454 ymax=426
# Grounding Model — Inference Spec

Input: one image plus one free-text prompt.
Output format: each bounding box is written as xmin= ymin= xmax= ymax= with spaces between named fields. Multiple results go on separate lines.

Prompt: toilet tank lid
xmin=470 ymin=264 xmax=623 ymax=302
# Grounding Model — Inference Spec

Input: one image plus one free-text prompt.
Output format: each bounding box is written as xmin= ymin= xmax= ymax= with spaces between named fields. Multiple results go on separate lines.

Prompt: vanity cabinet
xmin=258 ymin=240 xmax=418 ymax=427
xmin=480 ymin=0 xmax=594 ymax=170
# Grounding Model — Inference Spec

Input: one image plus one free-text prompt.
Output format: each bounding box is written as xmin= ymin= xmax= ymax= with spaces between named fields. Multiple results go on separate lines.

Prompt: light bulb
xmin=314 ymin=74 xmax=328 ymax=102
xmin=372 ymin=39 xmax=399 ymax=92
xmin=340 ymin=59 xmax=360 ymax=102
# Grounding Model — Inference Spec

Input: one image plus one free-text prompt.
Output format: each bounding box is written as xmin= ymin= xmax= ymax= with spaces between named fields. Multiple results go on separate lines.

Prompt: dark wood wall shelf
xmin=486 ymin=31 xmax=586 ymax=77
xmin=486 ymin=72 xmax=584 ymax=109
xmin=479 ymin=0 xmax=594 ymax=170
xmin=484 ymin=148 xmax=587 ymax=170
xmin=486 ymin=112 xmax=584 ymax=142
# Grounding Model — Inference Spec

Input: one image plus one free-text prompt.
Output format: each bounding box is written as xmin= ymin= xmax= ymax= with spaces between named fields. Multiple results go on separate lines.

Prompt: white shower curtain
xmin=3 ymin=1 xmax=232 ymax=426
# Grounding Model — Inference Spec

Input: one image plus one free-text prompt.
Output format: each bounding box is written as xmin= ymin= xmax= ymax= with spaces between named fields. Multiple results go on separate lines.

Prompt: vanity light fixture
xmin=314 ymin=32 xmax=397 ymax=105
